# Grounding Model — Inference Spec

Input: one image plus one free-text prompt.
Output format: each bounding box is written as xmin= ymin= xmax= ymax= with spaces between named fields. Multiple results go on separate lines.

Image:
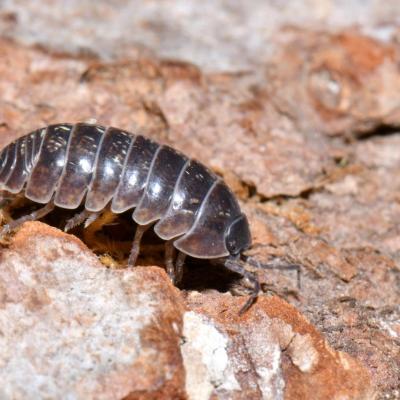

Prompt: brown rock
xmin=0 ymin=222 xmax=186 ymax=400
xmin=266 ymin=29 xmax=400 ymax=136
xmin=0 ymin=222 xmax=376 ymax=399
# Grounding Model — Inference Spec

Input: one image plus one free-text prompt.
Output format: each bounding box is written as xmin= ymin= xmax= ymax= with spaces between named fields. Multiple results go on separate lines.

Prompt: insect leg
xmin=0 ymin=201 xmax=55 ymax=238
xmin=164 ymin=241 xmax=186 ymax=284
xmin=64 ymin=209 xmax=100 ymax=232
xmin=224 ymin=257 xmax=260 ymax=314
xmin=164 ymin=240 xmax=176 ymax=283
xmin=82 ymin=209 xmax=120 ymax=254
xmin=175 ymin=252 xmax=186 ymax=284
xmin=127 ymin=223 xmax=152 ymax=267
xmin=0 ymin=195 xmax=14 ymax=226
xmin=245 ymin=256 xmax=301 ymax=289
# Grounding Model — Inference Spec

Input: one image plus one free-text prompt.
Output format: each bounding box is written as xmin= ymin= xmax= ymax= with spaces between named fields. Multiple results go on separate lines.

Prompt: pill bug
xmin=0 ymin=123 xmax=259 ymax=312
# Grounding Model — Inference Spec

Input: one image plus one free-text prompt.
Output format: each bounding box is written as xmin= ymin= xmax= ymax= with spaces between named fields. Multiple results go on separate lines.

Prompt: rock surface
xmin=0 ymin=1 xmax=399 ymax=399
xmin=0 ymin=223 xmax=186 ymax=399
xmin=1 ymin=0 xmax=400 ymax=73
xmin=0 ymin=223 xmax=375 ymax=400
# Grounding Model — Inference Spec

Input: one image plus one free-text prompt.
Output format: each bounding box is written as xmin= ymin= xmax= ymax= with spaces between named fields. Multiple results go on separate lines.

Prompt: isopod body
xmin=0 ymin=123 xmax=258 ymax=311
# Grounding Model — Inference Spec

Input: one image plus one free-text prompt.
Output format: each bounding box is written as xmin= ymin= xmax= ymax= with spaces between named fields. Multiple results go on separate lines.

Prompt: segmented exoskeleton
xmin=0 ymin=123 xmax=259 ymax=311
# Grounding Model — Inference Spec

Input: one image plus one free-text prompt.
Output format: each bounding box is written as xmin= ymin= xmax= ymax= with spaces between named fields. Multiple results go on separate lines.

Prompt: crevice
xmin=281 ymin=332 xmax=297 ymax=353
xmin=256 ymin=185 xmax=325 ymax=203
xmin=355 ymin=124 xmax=400 ymax=141
xmin=236 ymin=175 xmax=325 ymax=203
xmin=236 ymin=333 xmax=263 ymax=397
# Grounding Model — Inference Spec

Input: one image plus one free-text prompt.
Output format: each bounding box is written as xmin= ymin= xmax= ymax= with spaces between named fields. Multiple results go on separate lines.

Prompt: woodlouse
xmin=0 ymin=123 xmax=259 ymax=311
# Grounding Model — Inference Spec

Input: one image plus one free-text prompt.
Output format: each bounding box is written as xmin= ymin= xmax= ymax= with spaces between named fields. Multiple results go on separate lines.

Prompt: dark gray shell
xmin=0 ymin=123 xmax=251 ymax=259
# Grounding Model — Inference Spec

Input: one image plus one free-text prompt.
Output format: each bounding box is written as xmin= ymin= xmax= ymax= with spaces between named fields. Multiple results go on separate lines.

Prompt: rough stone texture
xmin=0 ymin=223 xmax=375 ymax=400
xmin=1 ymin=0 xmax=400 ymax=72
xmin=184 ymin=292 xmax=375 ymax=400
xmin=0 ymin=223 xmax=186 ymax=400
xmin=266 ymin=30 xmax=400 ymax=137
xmin=0 ymin=38 xmax=336 ymax=198
xmin=2 ymin=1 xmax=400 ymax=138
xmin=0 ymin=1 xmax=399 ymax=399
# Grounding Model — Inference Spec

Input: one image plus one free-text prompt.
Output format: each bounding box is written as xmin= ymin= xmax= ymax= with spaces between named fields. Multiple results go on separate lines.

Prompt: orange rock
xmin=185 ymin=293 xmax=375 ymax=400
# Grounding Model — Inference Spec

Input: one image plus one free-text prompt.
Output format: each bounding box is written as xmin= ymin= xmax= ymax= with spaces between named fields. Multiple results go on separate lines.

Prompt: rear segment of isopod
xmin=0 ymin=127 xmax=46 ymax=194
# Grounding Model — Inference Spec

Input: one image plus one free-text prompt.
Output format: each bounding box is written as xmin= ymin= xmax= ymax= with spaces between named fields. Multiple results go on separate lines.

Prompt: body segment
xmin=85 ymin=127 xmax=132 ymax=212
xmin=25 ymin=125 xmax=71 ymax=203
xmin=154 ymin=159 xmax=217 ymax=240
xmin=54 ymin=124 xmax=105 ymax=209
xmin=133 ymin=146 xmax=188 ymax=226
xmin=111 ymin=135 xmax=159 ymax=213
